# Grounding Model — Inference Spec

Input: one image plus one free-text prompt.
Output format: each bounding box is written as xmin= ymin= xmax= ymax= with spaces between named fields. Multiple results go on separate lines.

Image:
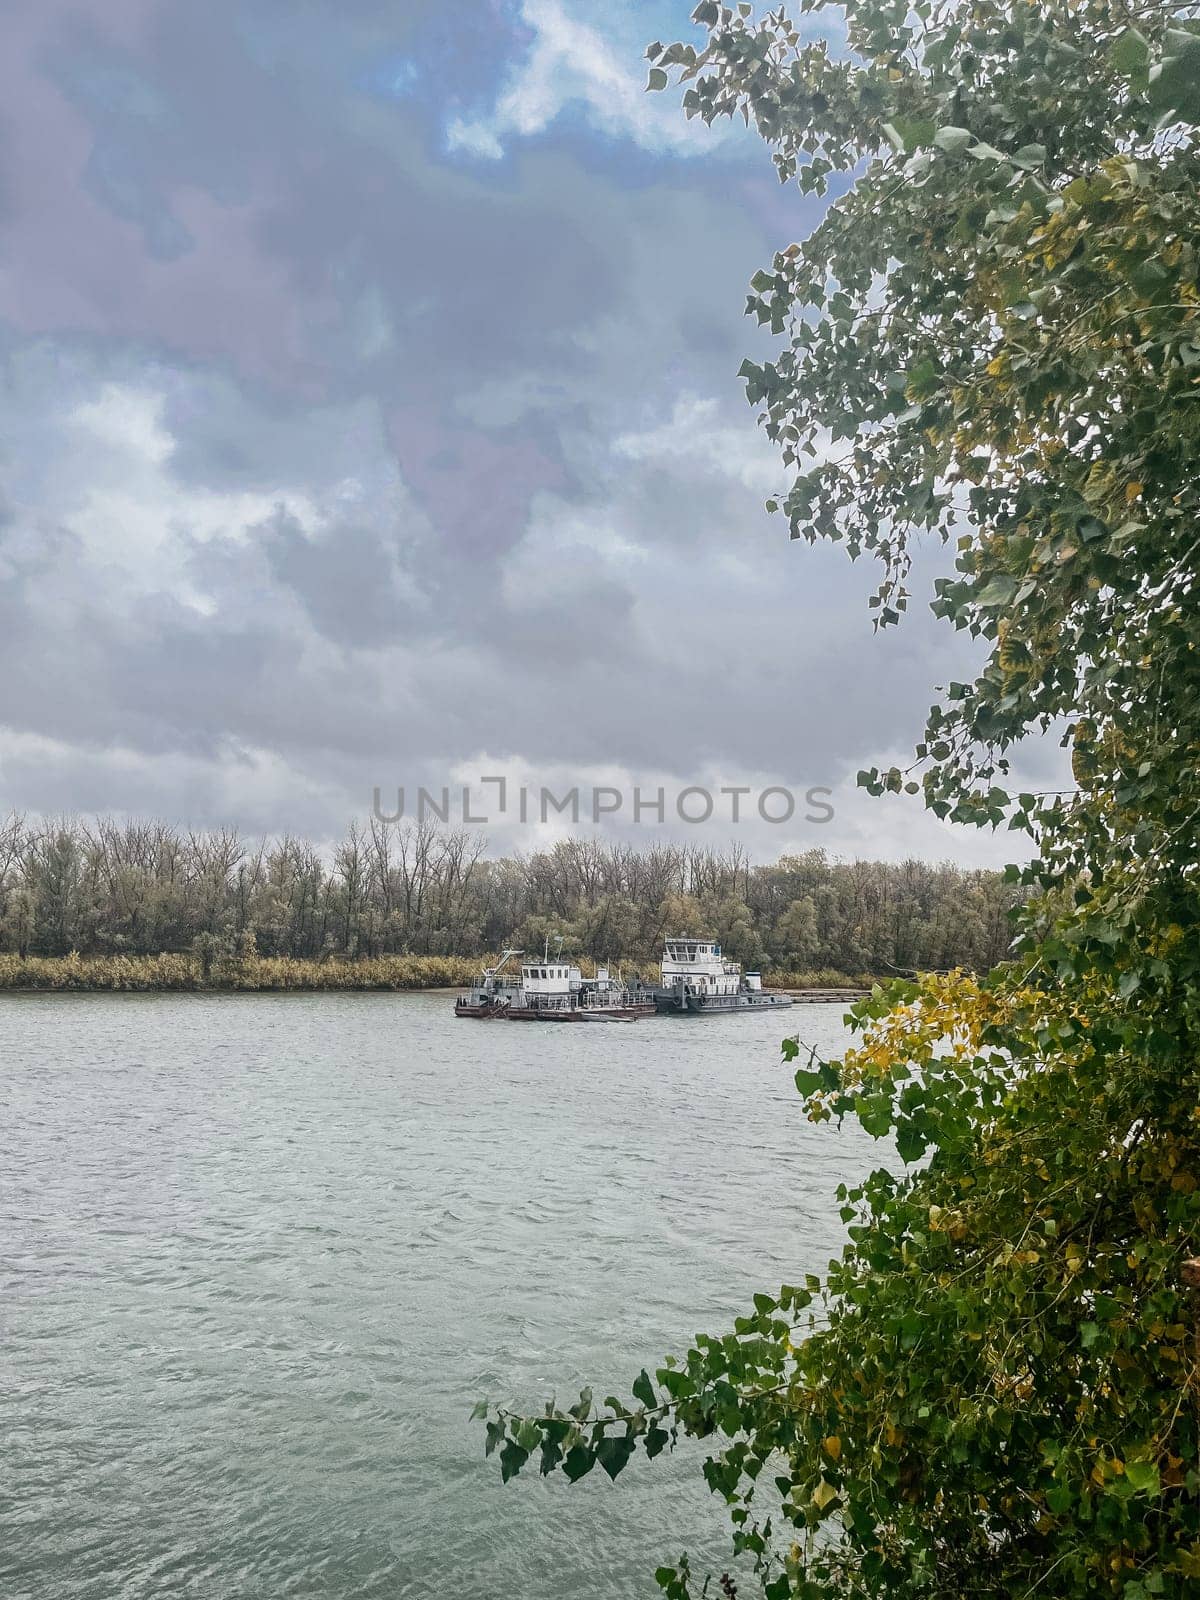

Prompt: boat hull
xmin=504 ymin=1006 xmax=588 ymax=1021
xmin=652 ymin=989 xmax=793 ymax=1015
xmin=454 ymin=997 xmax=654 ymax=1021
xmin=504 ymin=1001 xmax=654 ymax=1021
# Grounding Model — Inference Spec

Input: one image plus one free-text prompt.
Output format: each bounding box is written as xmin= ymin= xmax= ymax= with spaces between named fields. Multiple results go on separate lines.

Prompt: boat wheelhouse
xmin=505 ymin=954 xmax=582 ymax=1018
xmin=651 ymin=936 xmax=793 ymax=1015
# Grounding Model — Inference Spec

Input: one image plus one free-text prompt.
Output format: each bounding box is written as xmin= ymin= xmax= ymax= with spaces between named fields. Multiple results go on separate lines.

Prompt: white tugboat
xmin=454 ymin=941 xmax=653 ymax=1021
xmin=504 ymin=951 xmax=583 ymax=1019
xmin=645 ymin=937 xmax=793 ymax=1015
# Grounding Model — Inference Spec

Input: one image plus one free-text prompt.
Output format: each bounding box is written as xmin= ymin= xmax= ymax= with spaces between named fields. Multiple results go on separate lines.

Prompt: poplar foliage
xmin=483 ymin=4 xmax=1200 ymax=1596
xmin=0 ymin=814 xmax=1013 ymax=978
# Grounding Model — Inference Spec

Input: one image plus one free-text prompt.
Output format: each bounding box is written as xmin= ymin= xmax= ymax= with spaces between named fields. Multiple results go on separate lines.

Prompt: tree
xmin=704 ymin=893 xmax=761 ymax=965
xmin=0 ymin=809 xmax=1013 ymax=971
xmin=482 ymin=4 xmax=1200 ymax=1597
xmin=30 ymin=823 xmax=82 ymax=955
xmin=2 ymin=886 xmax=35 ymax=959
xmin=776 ymin=894 xmax=819 ymax=967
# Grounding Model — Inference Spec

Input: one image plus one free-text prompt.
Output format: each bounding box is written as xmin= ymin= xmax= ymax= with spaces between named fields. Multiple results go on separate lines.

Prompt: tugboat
xmin=644 ymin=937 xmax=793 ymax=1015
xmin=503 ymin=950 xmax=586 ymax=1020
xmin=454 ymin=943 xmax=653 ymax=1021
xmin=505 ymin=949 xmax=655 ymax=1021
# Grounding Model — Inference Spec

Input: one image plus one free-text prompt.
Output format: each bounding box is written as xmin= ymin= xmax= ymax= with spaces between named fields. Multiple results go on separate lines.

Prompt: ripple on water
xmin=1 ymin=992 xmax=880 ymax=1600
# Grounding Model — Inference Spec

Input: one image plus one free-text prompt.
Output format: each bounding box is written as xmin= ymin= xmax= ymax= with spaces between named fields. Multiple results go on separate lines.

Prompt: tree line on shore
xmin=0 ymin=812 xmax=1015 ymax=978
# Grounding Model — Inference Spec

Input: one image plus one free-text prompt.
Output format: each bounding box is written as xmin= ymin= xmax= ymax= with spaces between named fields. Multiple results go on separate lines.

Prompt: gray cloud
xmin=0 ymin=1 xmax=1060 ymax=865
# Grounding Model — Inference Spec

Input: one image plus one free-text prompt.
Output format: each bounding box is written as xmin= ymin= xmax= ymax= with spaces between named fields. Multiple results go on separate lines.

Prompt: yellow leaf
xmin=823 ymin=1435 xmax=842 ymax=1460
xmin=811 ymin=1477 xmax=839 ymax=1511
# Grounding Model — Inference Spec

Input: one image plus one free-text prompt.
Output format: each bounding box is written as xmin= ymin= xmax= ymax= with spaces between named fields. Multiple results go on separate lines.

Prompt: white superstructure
xmin=661 ymin=938 xmax=742 ymax=996
xmin=520 ymin=956 xmax=582 ymax=1004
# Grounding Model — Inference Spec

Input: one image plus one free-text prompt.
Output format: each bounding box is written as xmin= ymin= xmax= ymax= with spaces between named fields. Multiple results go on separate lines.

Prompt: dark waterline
xmin=2 ymin=993 xmax=879 ymax=1600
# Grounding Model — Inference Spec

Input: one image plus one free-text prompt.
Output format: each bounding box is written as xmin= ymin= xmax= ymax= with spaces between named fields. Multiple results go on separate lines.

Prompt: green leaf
xmin=1124 ymin=1460 xmax=1160 ymax=1496
xmin=647 ymin=67 xmax=668 ymax=92
xmin=632 ymin=1369 xmax=657 ymax=1409
xmin=896 ymin=1125 xmax=927 ymax=1163
xmin=857 ymin=1092 xmax=893 ymax=1138
xmin=933 ymin=125 xmax=973 ymax=153
xmin=568 ymin=1387 xmax=593 ymax=1420
xmin=562 ymin=1444 xmax=596 ymax=1483
xmin=514 ymin=1417 xmax=542 ymax=1452
xmin=644 ymin=1424 xmax=669 ymax=1460
xmin=1149 ymin=32 xmax=1200 ymax=121
xmin=595 ymin=1433 xmax=636 ymax=1481
xmin=976 ymin=575 xmax=1018 ymax=607
xmin=1109 ymin=26 xmax=1150 ymax=76
xmin=500 ymin=1440 xmax=529 ymax=1483
xmin=892 ymin=116 xmax=936 ymax=150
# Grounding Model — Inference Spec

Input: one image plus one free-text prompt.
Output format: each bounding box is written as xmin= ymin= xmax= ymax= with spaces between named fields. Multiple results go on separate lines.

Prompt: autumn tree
xmin=484 ymin=4 xmax=1200 ymax=1596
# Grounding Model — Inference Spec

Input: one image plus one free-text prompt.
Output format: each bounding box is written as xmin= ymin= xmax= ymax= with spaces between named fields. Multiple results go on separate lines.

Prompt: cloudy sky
xmin=0 ymin=0 xmax=1060 ymax=864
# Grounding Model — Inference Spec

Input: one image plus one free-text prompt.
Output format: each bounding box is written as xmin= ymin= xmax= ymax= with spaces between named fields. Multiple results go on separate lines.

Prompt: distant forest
xmin=0 ymin=814 xmax=1018 ymax=977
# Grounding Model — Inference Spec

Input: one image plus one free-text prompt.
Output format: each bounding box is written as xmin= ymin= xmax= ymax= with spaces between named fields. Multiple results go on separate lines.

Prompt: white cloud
xmin=613 ymin=393 xmax=785 ymax=494
xmin=440 ymin=750 xmax=1033 ymax=868
xmin=445 ymin=117 xmax=505 ymax=161
xmin=446 ymin=0 xmax=733 ymax=160
xmin=0 ymin=726 xmax=352 ymax=839
xmin=500 ymin=491 xmax=648 ymax=610
xmin=2 ymin=375 xmax=430 ymax=626
xmin=62 ymin=383 xmax=320 ymax=613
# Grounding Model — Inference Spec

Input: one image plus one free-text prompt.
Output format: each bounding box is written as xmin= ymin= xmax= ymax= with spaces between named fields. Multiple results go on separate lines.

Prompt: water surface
xmin=2 ymin=993 xmax=880 ymax=1599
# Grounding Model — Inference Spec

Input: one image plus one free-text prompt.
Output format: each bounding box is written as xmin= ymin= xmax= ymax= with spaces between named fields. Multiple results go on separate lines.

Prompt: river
xmin=1 ymin=993 xmax=882 ymax=1599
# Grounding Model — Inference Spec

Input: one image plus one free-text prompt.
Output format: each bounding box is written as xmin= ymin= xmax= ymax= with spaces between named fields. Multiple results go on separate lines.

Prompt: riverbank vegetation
xmin=484 ymin=4 xmax=1200 ymax=1598
xmin=0 ymin=950 xmax=479 ymax=992
xmin=0 ymin=813 xmax=1013 ymax=978
xmin=0 ymin=948 xmax=872 ymax=994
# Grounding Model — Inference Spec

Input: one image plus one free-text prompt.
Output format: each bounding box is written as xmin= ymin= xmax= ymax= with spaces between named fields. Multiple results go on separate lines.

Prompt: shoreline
xmin=0 ymin=981 xmax=870 ymax=1000
xmin=0 ymin=953 xmax=874 ymax=1000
